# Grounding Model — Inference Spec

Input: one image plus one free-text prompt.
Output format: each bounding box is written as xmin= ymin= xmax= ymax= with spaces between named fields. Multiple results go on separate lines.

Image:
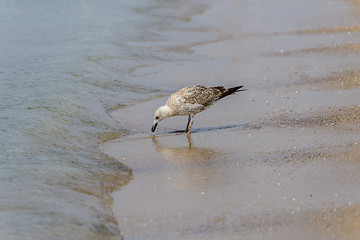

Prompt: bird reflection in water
xmin=152 ymin=134 xmax=228 ymax=189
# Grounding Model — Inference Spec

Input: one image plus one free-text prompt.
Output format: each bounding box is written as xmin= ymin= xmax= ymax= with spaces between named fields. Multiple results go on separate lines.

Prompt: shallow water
xmin=2 ymin=0 xmax=360 ymax=239
xmin=100 ymin=0 xmax=360 ymax=239
xmin=0 ymin=0 xmax=186 ymax=239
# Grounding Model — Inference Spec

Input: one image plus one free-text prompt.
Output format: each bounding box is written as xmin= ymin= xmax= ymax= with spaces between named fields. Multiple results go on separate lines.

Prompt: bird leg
xmin=185 ymin=115 xmax=191 ymax=132
xmin=186 ymin=115 xmax=194 ymax=134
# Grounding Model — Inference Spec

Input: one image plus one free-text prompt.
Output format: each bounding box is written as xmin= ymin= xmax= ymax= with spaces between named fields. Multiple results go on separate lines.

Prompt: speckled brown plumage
xmin=152 ymin=85 xmax=244 ymax=134
xmin=167 ymin=85 xmax=237 ymax=115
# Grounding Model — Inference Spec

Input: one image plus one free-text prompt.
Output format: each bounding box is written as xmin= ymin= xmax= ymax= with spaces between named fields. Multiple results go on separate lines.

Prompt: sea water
xmin=0 ymin=0 xmax=214 ymax=238
xmin=0 ymin=0 xmax=197 ymax=239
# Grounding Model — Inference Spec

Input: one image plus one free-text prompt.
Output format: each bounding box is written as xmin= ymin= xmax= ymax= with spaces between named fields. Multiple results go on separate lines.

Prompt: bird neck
xmin=160 ymin=105 xmax=173 ymax=117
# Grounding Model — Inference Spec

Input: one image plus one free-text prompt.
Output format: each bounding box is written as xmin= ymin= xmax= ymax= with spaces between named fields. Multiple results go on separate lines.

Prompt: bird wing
xmin=168 ymin=86 xmax=227 ymax=108
xmin=188 ymin=86 xmax=227 ymax=106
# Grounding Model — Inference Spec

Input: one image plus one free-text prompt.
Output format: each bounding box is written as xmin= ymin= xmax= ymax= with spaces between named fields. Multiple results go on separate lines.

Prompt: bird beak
xmin=151 ymin=122 xmax=158 ymax=132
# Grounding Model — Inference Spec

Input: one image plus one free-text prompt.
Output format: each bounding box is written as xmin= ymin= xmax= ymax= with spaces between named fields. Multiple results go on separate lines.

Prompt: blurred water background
xmin=0 ymin=0 xmax=206 ymax=238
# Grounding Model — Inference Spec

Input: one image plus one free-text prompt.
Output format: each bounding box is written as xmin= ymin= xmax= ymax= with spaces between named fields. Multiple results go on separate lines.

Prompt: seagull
xmin=151 ymin=85 xmax=245 ymax=134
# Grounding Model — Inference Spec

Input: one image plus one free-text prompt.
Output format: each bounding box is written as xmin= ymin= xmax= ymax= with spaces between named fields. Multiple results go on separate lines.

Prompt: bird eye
xmin=155 ymin=116 xmax=159 ymax=120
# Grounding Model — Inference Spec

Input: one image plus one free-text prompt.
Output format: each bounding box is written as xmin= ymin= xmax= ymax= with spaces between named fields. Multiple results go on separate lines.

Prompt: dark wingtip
xmin=219 ymin=86 xmax=246 ymax=99
xmin=236 ymin=86 xmax=247 ymax=92
xmin=233 ymin=86 xmax=246 ymax=91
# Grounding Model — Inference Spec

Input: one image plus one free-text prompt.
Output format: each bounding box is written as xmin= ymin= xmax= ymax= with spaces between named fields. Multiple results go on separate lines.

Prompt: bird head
xmin=151 ymin=106 xmax=171 ymax=132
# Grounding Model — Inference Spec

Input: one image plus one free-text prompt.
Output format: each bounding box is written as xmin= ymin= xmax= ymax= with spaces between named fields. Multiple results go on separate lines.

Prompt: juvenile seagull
xmin=152 ymin=85 xmax=245 ymax=134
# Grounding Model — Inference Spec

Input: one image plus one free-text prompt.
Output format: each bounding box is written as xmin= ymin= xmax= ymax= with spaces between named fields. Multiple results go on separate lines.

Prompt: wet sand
xmin=101 ymin=0 xmax=360 ymax=239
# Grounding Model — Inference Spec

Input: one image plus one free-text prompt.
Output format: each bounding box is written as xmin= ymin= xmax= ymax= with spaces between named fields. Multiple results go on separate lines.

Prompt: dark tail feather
xmin=219 ymin=86 xmax=245 ymax=99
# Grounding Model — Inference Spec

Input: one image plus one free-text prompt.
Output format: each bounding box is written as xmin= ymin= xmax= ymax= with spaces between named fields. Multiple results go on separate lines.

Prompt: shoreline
xmin=100 ymin=0 xmax=360 ymax=239
xmin=101 ymin=101 xmax=360 ymax=239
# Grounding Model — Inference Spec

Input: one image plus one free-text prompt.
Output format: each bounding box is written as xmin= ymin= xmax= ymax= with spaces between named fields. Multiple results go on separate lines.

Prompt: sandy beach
xmin=101 ymin=0 xmax=360 ymax=239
